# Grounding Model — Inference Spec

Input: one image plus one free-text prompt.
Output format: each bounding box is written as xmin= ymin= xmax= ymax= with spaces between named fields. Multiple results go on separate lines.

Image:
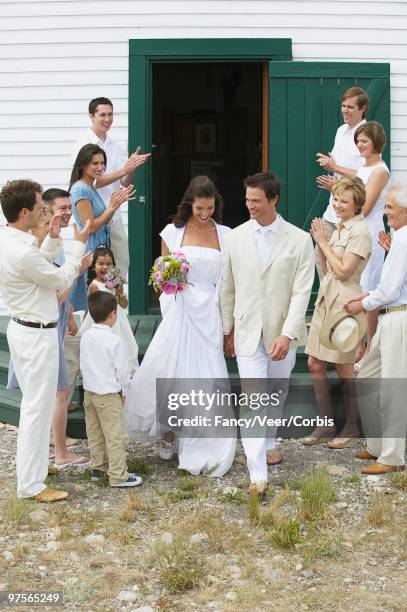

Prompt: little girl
xmin=80 ymin=247 xmax=139 ymax=375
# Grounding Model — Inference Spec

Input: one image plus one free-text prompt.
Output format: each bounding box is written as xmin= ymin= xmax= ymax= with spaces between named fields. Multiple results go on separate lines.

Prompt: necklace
xmin=187 ymin=220 xmax=215 ymax=233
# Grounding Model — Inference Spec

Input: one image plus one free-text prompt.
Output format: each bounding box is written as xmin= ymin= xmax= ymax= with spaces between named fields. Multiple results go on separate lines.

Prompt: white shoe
xmin=110 ymin=474 xmax=143 ymax=488
xmin=159 ymin=439 xmax=175 ymax=461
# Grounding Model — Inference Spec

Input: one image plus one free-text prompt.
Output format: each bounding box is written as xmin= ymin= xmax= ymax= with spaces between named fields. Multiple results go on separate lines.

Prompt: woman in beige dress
xmin=304 ymin=177 xmax=372 ymax=448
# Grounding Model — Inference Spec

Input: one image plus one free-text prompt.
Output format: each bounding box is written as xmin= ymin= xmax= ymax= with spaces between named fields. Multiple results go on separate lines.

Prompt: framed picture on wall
xmin=195 ymin=123 xmax=216 ymax=153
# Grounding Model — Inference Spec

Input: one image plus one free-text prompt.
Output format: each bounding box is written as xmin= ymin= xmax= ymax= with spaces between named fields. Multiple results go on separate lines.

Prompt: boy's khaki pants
xmin=84 ymin=391 xmax=129 ymax=485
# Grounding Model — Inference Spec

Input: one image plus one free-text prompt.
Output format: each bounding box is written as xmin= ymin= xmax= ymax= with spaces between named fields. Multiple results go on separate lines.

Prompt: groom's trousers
xmin=236 ymin=338 xmax=296 ymax=483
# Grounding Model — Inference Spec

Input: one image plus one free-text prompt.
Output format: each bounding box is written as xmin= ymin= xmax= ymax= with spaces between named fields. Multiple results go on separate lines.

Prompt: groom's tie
xmin=256 ymin=226 xmax=273 ymax=268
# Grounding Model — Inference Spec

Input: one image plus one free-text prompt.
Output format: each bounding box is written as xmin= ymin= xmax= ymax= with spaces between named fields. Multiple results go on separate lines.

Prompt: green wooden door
xmin=268 ymin=62 xmax=390 ymax=230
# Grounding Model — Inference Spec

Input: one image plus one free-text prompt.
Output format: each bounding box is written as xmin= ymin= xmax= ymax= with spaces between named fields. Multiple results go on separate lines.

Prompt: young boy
xmin=80 ymin=291 xmax=142 ymax=488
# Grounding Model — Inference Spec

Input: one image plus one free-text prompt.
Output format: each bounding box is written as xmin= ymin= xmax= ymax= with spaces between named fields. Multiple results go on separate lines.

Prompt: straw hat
xmin=320 ymin=310 xmax=367 ymax=353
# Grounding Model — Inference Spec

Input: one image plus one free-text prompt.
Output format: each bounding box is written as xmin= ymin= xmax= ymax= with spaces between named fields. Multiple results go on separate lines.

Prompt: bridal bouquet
xmin=103 ymin=266 xmax=127 ymax=290
xmin=149 ymin=251 xmax=191 ymax=295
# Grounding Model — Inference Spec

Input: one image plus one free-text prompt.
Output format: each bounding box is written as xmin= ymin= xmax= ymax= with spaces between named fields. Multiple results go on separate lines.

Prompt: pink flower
xmin=172 ymin=251 xmax=185 ymax=259
xmin=161 ymin=283 xmax=177 ymax=295
xmin=180 ymin=263 xmax=189 ymax=273
xmin=155 ymin=271 xmax=163 ymax=281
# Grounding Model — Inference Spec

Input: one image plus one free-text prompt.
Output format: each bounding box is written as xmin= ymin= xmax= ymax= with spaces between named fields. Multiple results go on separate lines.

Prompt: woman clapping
xmin=304 ymin=178 xmax=372 ymax=448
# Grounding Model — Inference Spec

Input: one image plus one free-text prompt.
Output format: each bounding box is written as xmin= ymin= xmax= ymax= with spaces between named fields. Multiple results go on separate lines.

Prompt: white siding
xmin=0 ymin=0 xmax=406 ymax=311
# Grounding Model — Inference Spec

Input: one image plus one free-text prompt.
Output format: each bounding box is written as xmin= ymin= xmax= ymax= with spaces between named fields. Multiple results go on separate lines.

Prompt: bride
xmin=125 ymin=175 xmax=236 ymax=476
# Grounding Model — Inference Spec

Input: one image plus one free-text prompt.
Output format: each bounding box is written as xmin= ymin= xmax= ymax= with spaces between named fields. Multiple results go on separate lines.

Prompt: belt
xmin=379 ymin=305 xmax=407 ymax=316
xmin=13 ymin=318 xmax=58 ymax=329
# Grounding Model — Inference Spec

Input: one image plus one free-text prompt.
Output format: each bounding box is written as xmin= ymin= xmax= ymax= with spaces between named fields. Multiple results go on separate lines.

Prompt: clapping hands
xmin=378 ymin=230 xmax=391 ymax=252
xmin=316 ymin=175 xmax=337 ymax=192
xmin=109 ymin=184 xmax=137 ymax=211
xmin=122 ymin=146 xmax=151 ymax=175
xmin=79 ymin=251 xmax=93 ymax=275
xmin=316 ymin=152 xmax=336 ymax=172
xmin=310 ymin=218 xmax=329 ymax=245
xmin=73 ymin=219 xmax=91 ymax=244
xmin=48 ymin=211 xmax=63 ymax=238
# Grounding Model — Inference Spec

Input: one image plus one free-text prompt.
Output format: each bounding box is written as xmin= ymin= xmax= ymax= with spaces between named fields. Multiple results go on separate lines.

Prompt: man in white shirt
xmin=71 ymin=96 xmax=150 ymax=273
xmin=41 ymin=188 xmax=92 ymax=468
xmin=345 ymin=185 xmax=407 ymax=474
xmin=0 ymin=179 xmax=89 ymax=502
xmin=315 ymin=87 xmax=369 ymax=279
xmin=221 ymin=172 xmax=315 ymax=494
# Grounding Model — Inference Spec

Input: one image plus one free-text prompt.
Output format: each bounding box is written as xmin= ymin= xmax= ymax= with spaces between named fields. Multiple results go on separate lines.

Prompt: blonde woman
xmin=304 ymin=177 xmax=372 ymax=448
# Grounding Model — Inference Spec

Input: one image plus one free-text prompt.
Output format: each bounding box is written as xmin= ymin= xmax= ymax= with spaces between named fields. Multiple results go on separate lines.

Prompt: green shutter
xmin=269 ymin=62 xmax=390 ymax=230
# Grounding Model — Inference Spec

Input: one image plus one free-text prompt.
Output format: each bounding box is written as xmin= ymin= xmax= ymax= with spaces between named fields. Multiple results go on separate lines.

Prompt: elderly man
xmin=345 ymin=185 xmax=407 ymax=474
xmin=0 ymin=179 xmax=89 ymax=501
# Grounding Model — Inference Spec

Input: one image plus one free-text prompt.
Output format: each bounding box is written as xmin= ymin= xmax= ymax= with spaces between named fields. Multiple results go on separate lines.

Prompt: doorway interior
xmin=151 ymin=62 xmax=264 ymax=266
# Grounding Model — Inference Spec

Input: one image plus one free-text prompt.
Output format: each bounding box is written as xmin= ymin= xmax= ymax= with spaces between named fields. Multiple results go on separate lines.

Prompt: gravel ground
xmin=0 ymin=422 xmax=406 ymax=612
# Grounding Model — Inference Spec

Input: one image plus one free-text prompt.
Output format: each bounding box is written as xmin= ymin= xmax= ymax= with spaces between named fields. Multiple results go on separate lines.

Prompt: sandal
xmin=327 ymin=437 xmax=358 ymax=449
xmin=53 ymin=456 xmax=90 ymax=470
xmin=248 ymin=481 xmax=268 ymax=497
xmin=302 ymin=426 xmax=336 ymax=446
xmin=266 ymin=448 xmax=283 ymax=465
xmin=159 ymin=439 xmax=175 ymax=461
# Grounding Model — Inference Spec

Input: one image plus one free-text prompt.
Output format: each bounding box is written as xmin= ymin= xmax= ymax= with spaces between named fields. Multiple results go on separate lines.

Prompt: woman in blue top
xmin=69 ymin=144 xmax=135 ymax=310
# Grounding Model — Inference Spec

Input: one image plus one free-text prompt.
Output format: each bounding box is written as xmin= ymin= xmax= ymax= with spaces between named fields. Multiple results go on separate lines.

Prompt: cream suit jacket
xmin=220 ymin=218 xmax=315 ymax=357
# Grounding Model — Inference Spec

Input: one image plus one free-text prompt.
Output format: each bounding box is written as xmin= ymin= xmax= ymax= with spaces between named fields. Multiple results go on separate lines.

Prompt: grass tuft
xmin=152 ymin=534 xmax=205 ymax=593
xmin=221 ymin=489 xmax=247 ymax=505
xmin=2 ymin=492 xmax=35 ymax=528
xmin=248 ymin=492 xmax=261 ymax=524
xmin=344 ymin=474 xmax=362 ymax=485
xmin=366 ymin=493 xmax=395 ymax=527
xmin=118 ymin=490 xmax=144 ymax=523
xmin=177 ymin=469 xmax=191 ymax=477
xmin=95 ymin=472 xmax=109 ymax=487
xmin=268 ymin=517 xmax=301 ymax=549
xmin=259 ymin=505 xmax=280 ymax=529
xmin=390 ymin=471 xmax=407 ymax=492
xmin=179 ymin=510 xmax=248 ymax=555
xmin=178 ymin=478 xmax=202 ymax=491
xmin=298 ymin=469 xmax=336 ymax=521
xmin=167 ymin=490 xmax=198 ymax=503
xmin=300 ymin=531 xmax=342 ymax=563
xmin=127 ymin=456 xmax=150 ymax=475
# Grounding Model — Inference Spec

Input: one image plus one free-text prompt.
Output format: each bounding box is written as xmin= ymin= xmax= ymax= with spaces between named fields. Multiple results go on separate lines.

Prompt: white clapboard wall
xmin=0 ymin=0 xmax=406 ymax=311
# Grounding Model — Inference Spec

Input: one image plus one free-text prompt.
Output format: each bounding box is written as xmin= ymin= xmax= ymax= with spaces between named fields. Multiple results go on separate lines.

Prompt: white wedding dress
xmin=124 ymin=222 xmax=236 ymax=477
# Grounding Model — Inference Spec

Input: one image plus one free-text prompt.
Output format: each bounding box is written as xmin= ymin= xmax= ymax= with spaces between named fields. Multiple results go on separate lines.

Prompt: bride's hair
xmin=173 ymin=175 xmax=224 ymax=227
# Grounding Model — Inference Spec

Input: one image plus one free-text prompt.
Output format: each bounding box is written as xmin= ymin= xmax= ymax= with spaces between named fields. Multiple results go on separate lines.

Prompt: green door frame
xmin=128 ymin=38 xmax=292 ymax=314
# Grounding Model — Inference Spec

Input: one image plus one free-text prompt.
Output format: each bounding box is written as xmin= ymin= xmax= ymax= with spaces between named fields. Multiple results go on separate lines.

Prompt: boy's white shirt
xmin=80 ymin=323 xmax=131 ymax=396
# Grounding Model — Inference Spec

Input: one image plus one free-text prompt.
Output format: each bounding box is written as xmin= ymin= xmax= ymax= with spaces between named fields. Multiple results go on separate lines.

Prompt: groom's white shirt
xmin=251 ymin=216 xmax=280 ymax=267
xmin=220 ymin=216 xmax=315 ymax=357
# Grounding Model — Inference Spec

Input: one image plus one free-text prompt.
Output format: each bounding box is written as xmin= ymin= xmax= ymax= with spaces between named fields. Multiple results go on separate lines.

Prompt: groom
xmin=220 ymin=171 xmax=315 ymax=493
